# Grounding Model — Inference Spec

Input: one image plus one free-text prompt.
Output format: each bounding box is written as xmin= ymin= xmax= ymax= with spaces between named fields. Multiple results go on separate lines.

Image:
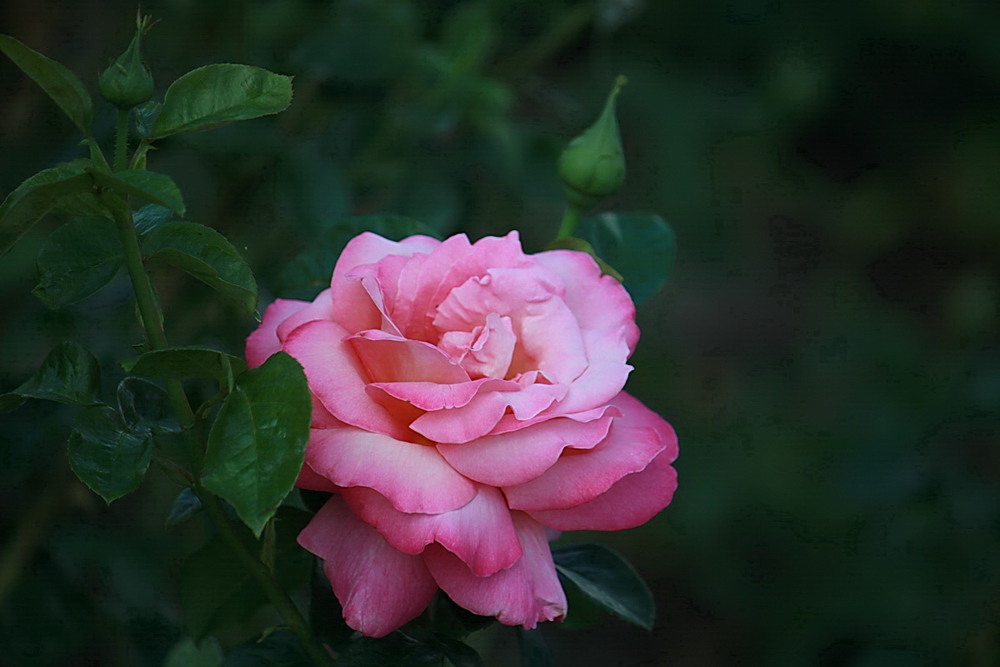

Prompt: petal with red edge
xmin=341 ymin=485 xmax=521 ymax=576
xmin=298 ymin=497 xmax=437 ymax=637
xmin=423 ymin=512 xmax=566 ymax=629
xmin=437 ymin=414 xmax=614 ymax=487
xmin=245 ymin=298 xmax=309 ymax=368
xmin=307 ymin=427 xmax=476 ymax=513
xmin=275 ymin=289 xmax=336 ymax=343
xmin=527 ymin=448 xmax=678 ymax=531
xmin=331 ymin=233 xmax=439 ymax=334
xmin=504 ymin=392 xmax=673 ymax=511
xmin=284 ymin=319 xmax=409 ymax=439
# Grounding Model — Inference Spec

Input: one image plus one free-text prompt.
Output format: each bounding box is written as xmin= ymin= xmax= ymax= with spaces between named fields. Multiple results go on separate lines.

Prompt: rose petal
xmin=534 ymin=249 xmax=640 ymax=353
xmin=408 ymin=391 xmax=510 ymax=444
xmin=331 ymin=233 xmax=439 ymax=333
xmin=307 ymin=426 xmax=477 ymax=513
xmin=298 ymin=497 xmax=437 ymax=637
xmin=436 ymin=414 xmax=614 ymax=487
xmin=432 ymin=267 xmax=588 ymax=384
xmin=370 ymin=377 xmax=518 ymax=412
xmin=341 ymin=485 xmax=522 ymax=576
xmin=275 ymin=289 xmax=336 ymax=343
xmin=348 ymin=329 xmax=469 ymax=384
xmin=295 ymin=462 xmax=338 ymax=492
xmin=284 ymin=319 xmax=409 ymax=439
xmin=394 ymin=233 xmax=533 ymax=341
xmin=503 ymin=392 xmax=672 ymax=511
xmin=423 ymin=512 xmax=566 ymax=629
xmin=245 ymin=298 xmax=309 ymax=368
xmin=527 ymin=448 xmax=678 ymax=531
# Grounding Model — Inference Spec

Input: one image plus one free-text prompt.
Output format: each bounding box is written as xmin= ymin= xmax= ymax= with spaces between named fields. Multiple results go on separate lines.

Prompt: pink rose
xmin=246 ymin=231 xmax=678 ymax=637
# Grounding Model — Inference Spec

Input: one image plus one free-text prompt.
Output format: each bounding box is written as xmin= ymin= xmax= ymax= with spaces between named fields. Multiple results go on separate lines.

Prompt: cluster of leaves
xmin=0 ymin=14 xmax=675 ymax=667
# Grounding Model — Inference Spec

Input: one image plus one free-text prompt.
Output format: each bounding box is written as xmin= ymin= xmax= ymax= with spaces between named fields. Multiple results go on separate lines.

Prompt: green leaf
xmin=203 ymin=352 xmax=311 ymax=537
xmin=142 ymin=221 xmax=258 ymax=313
xmin=552 ymin=543 xmax=655 ymax=630
xmin=335 ymin=635 xmax=443 ymax=667
xmin=133 ymin=203 xmax=175 ymax=235
xmin=0 ymin=161 xmax=97 ymax=257
xmin=0 ymin=34 xmax=93 ymax=134
xmin=166 ymin=487 xmax=203 ymax=527
xmin=272 ymin=214 xmax=439 ymax=299
xmin=123 ymin=346 xmax=247 ymax=390
xmin=117 ymin=377 xmax=182 ymax=434
xmin=68 ymin=405 xmax=153 ymax=504
xmin=32 ymin=216 xmax=124 ymax=308
xmin=576 ymin=213 xmax=677 ymax=305
xmin=150 ymin=64 xmax=293 ymax=139
xmin=0 ymin=341 xmax=101 ymax=411
xmin=163 ymin=637 xmax=224 ymax=667
xmin=134 ymin=100 xmax=162 ymax=139
xmin=516 ymin=628 xmax=551 ymax=667
xmin=179 ymin=507 xmax=311 ymax=639
xmin=90 ymin=169 xmax=186 ymax=215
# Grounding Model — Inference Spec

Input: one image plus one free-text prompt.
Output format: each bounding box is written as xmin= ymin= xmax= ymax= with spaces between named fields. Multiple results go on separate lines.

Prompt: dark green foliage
xmin=33 ymin=216 xmax=124 ymax=308
xmin=203 ymin=352 xmax=311 ymax=536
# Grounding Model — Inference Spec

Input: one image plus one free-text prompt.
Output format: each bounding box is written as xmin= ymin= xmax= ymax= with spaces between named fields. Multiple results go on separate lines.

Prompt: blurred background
xmin=1 ymin=0 xmax=999 ymax=665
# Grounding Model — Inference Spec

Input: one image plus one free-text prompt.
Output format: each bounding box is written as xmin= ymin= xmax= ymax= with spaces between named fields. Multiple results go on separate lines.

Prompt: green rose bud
xmin=99 ymin=13 xmax=155 ymax=109
xmin=558 ymin=76 xmax=627 ymax=210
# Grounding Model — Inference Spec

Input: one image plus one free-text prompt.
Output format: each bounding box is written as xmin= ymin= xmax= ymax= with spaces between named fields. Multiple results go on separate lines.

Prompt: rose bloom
xmin=246 ymin=231 xmax=678 ymax=637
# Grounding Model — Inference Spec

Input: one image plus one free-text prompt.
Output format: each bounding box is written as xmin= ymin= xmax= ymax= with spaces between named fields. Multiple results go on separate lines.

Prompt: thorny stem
xmin=113 ymin=109 xmax=130 ymax=172
xmin=106 ymin=193 xmax=333 ymax=665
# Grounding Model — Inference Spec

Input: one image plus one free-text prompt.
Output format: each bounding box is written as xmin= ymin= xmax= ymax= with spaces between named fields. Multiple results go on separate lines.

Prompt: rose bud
xmin=99 ymin=13 xmax=155 ymax=109
xmin=557 ymin=76 xmax=627 ymax=210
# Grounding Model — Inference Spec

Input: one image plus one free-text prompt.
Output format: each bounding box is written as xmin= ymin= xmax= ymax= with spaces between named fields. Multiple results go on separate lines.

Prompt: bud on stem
xmin=99 ymin=12 xmax=155 ymax=110
xmin=558 ymin=75 xmax=627 ymax=213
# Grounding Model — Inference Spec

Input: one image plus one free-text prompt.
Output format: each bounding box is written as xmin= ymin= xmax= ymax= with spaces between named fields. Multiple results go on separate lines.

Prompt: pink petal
xmin=534 ymin=248 xmax=640 ymax=353
xmin=527 ymin=448 xmax=678 ymax=531
xmin=432 ymin=267 xmax=588 ymax=385
xmin=341 ymin=485 xmax=522 ymax=576
xmin=330 ymin=233 xmax=439 ymax=334
xmin=436 ymin=414 xmax=615 ymax=487
xmin=423 ymin=512 xmax=566 ymax=629
xmin=409 ymin=391 xmax=510 ymax=444
xmin=438 ymin=314 xmax=521 ymax=380
xmin=298 ymin=497 xmax=437 ymax=637
xmin=488 ymin=404 xmax=621 ymax=436
xmin=395 ymin=233 xmax=534 ymax=341
xmin=245 ymin=298 xmax=309 ymax=368
xmin=348 ymin=329 xmax=469 ymax=384
xmin=369 ymin=377 xmax=518 ymax=412
xmin=504 ymin=392 xmax=673 ymax=511
xmin=553 ymin=360 xmax=633 ymax=416
xmin=307 ymin=426 xmax=477 ymax=513
xmin=274 ymin=289 xmax=336 ymax=343
xmin=283 ymin=319 xmax=409 ymax=439
xmin=295 ymin=462 xmax=338 ymax=492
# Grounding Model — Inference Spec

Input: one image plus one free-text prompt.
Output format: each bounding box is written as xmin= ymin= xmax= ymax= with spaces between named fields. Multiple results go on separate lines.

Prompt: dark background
xmin=1 ymin=1 xmax=998 ymax=665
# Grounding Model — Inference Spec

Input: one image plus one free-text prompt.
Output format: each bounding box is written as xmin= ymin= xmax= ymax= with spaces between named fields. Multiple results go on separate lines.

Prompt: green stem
xmin=199 ymin=491 xmax=335 ymax=667
xmin=106 ymin=197 xmax=195 ymax=431
xmin=113 ymin=109 xmax=130 ymax=173
xmin=105 ymin=194 xmax=332 ymax=664
xmin=556 ymin=204 xmax=582 ymax=239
